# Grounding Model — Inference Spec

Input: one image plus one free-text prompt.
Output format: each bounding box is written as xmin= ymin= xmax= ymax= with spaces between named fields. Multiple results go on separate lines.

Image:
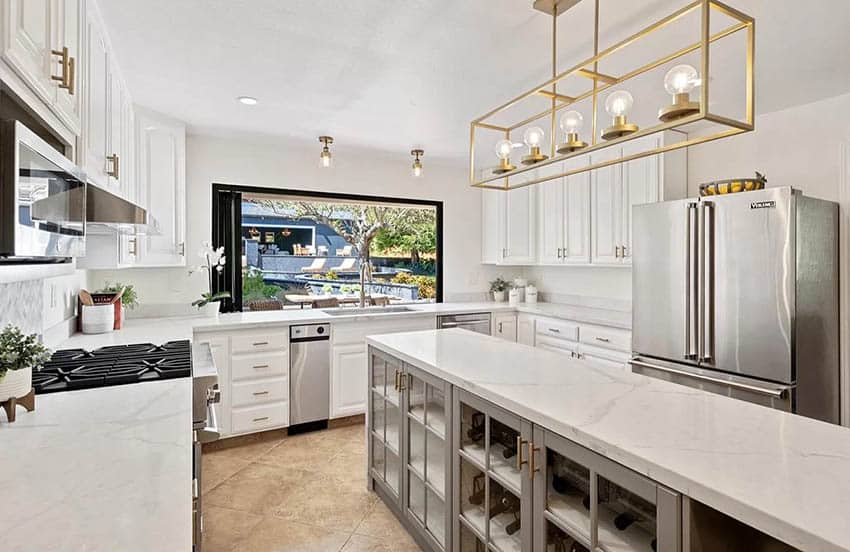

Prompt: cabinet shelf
xmin=459 ymin=443 xmax=487 ymax=472
xmin=410 ymin=402 xmax=448 ymax=438
xmin=489 ymin=512 xmax=522 ymax=552
xmin=545 ymin=479 xmax=591 ymax=543
xmin=408 ymin=454 xmax=446 ymax=500
xmin=597 ymin=501 xmax=656 ymax=551
xmin=460 ymin=506 xmax=487 ymax=539
xmin=488 ymin=443 xmax=522 ymax=496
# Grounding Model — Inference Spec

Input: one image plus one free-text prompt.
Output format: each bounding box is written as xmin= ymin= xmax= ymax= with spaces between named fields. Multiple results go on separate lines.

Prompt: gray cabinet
xmin=453 ymin=388 xmax=533 ymax=552
xmin=368 ymin=348 xmax=453 ymax=552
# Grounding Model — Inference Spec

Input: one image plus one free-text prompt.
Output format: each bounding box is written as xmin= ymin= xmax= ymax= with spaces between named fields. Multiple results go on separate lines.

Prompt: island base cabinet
xmin=368 ymin=347 xmax=453 ymax=552
xmin=683 ymin=499 xmax=799 ymax=552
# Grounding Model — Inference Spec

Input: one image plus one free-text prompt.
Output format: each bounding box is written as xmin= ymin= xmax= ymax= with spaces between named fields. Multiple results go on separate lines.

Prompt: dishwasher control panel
xmin=290 ymin=324 xmax=330 ymax=340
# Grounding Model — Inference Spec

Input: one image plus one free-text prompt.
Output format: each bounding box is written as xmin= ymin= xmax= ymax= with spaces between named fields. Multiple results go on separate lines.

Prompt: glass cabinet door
xmin=454 ymin=389 xmax=532 ymax=552
xmin=369 ymin=349 xmax=403 ymax=501
xmin=403 ymin=364 xmax=450 ymax=550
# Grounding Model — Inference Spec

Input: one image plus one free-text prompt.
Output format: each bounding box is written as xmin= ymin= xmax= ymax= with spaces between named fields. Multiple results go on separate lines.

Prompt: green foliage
xmin=489 ymin=277 xmax=510 ymax=292
xmin=192 ymin=292 xmax=231 ymax=308
xmin=323 ymin=271 xmax=339 ymax=280
xmin=242 ymin=269 xmax=283 ymax=302
xmin=321 ymin=284 xmax=334 ymax=294
xmin=392 ymin=272 xmax=436 ymax=299
xmin=0 ymin=325 xmax=52 ymax=379
xmin=96 ymin=281 xmax=139 ymax=309
xmin=391 ymin=260 xmax=436 ymax=276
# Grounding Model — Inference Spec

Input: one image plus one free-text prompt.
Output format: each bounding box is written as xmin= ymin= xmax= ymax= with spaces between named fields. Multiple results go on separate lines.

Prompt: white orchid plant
xmin=190 ymin=241 xmax=232 ymax=308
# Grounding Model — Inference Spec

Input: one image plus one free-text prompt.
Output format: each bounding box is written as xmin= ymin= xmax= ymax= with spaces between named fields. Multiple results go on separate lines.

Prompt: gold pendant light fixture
xmin=411 ymin=149 xmax=424 ymax=177
xmin=318 ymin=136 xmax=334 ymax=168
xmin=470 ymin=0 xmax=755 ymax=191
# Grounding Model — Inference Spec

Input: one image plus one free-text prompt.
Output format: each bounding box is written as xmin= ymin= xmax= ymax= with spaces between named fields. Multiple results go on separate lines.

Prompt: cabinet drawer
xmin=231 ymin=402 xmax=288 ymax=434
xmin=579 ymin=324 xmax=631 ymax=352
xmin=231 ymin=331 xmax=288 ymax=354
xmin=536 ymin=335 xmax=578 ymax=356
xmin=232 ymin=377 xmax=288 ymax=408
xmin=536 ymin=318 xmax=579 ymax=341
xmin=231 ymin=351 xmax=287 ymax=381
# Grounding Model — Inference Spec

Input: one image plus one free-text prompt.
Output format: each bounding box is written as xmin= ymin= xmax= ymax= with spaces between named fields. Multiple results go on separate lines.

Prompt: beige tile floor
xmin=202 ymin=422 xmax=423 ymax=552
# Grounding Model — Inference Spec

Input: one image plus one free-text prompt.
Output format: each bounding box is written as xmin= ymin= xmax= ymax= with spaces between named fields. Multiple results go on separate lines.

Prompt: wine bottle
xmin=467 ymin=413 xmax=485 ymax=442
xmin=505 ymin=518 xmax=521 ymax=535
xmin=469 ymin=474 xmax=485 ymax=505
xmin=614 ymin=512 xmax=637 ymax=531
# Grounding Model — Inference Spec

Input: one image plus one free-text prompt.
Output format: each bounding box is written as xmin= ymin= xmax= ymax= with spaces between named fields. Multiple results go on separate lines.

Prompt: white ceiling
xmin=98 ymin=0 xmax=850 ymax=162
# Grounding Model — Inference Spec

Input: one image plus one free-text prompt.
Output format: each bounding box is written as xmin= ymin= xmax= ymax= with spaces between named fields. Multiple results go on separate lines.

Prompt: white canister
xmin=508 ymin=288 xmax=521 ymax=305
xmin=81 ymin=304 xmax=115 ymax=334
xmin=525 ymin=285 xmax=538 ymax=304
xmin=513 ymin=278 xmax=527 ymax=302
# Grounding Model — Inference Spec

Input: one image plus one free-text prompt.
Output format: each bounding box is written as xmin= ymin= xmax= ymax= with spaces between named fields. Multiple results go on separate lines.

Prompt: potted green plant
xmin=97 ymin=281 xmax=139 ymax=326
xmin=489 ymin=277 xmax=510 ymax=303
xmin=322 ymin=284 xmax=334 ymax=295
xmin=190 ymin=242 xmax=231 ymax=317
xmin=0 ymin=325 xmax=51 ymax=403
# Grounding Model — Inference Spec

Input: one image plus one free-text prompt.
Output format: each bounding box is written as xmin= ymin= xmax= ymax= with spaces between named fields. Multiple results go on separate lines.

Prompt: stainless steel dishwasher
xmin=437 ymin=312 xmax=492 ymax=335
xmin=290 ymin=323 xmax=330 ymax=432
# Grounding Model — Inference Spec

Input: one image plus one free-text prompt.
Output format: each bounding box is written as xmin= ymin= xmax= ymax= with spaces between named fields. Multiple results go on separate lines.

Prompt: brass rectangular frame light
xmin=469 ymin=0 xmax=755 ymax=191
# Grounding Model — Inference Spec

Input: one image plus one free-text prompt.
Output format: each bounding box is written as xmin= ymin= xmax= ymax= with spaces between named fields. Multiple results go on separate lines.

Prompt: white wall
xmin=90 ymin=134 xmax=514 ymax=315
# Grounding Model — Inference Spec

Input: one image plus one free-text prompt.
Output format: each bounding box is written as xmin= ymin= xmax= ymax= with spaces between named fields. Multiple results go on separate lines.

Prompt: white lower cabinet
xmin=331 ymin=343 xmax=369 ymax=418
xmin=198 ymin=335 xmax=230 ymax=436
xmin=493 ymin=313 xmax=517 ymax=342
xmin=331 ymin=316 xmax=435 ymax=419
xmin=534 ymin=316 xmax=632 ymax=370
xmin=517 ymin=314 xmax=535 ymax=346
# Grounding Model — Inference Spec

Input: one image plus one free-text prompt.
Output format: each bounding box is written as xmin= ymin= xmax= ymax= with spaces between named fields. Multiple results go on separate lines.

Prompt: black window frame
xmin=211 ymin=182 xmax=444 ymax=312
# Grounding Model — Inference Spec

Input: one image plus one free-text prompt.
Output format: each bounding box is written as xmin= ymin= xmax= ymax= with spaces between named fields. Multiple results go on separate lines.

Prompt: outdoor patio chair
xmin=336 ymin=245 xmax=353 ymax=256
xmin=329 ymin=257 xmax=356 ymax=273
xmin=301 ymin=258 xmax=327 ymax=273
xmin=311 ymin=297 xmax=340 ymax=309
xmin=368 ymin=296 xmax=390 ymax=307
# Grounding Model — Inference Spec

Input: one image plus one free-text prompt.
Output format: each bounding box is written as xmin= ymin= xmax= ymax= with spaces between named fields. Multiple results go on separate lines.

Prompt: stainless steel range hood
xmin=86 ymin=183 xmax=159 ymax=234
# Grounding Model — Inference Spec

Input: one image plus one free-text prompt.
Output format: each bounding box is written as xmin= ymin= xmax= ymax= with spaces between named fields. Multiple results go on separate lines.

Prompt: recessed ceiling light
xmin=237 ymin=96 xmax=258 ymax=105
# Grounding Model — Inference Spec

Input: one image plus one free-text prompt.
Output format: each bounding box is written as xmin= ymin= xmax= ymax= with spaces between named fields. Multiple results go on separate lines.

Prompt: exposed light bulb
xmin=320 ymin=149 xmax=332 ymax=168
xmin=412 ymin=162 xmax=422 ymax=177
xmin=559 ymin=111 xmax=584 ymax=136
xmin=664 ymin=64 xmax=700 ymax=95
xmin=494 ymin=139 xmax=513 ymax=160
xmin=605 ymin=90 xmax=634 ymax=117
xmin=523 ymin=126 xmax=545 ymax=149
xmin=318 ymin=136 xmax=334 ymax=168
xmin=410 ymin=149 xmax=424 ymax=177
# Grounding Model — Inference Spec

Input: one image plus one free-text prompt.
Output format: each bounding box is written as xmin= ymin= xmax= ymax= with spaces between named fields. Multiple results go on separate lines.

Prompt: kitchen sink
xmin=322 ymin=306 xmax=416 ymax=316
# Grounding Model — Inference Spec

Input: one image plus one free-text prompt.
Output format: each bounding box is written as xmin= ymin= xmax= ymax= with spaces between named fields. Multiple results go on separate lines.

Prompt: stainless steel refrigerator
xmin=630 ymin=187 xmax=840 ymax=423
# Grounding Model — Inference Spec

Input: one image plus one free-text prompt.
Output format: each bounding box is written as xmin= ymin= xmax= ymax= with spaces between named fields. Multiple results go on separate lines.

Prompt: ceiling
xmin=99 ymin=0 xmax=850 ymax=162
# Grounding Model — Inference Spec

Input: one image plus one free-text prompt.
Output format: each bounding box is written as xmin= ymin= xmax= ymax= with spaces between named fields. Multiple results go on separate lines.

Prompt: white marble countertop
xmin=366 ymin=329 xmax=850 ymax=552
xmin=0 ymin=379 xmax=192 ymax=551
xmin=191 ymin=300 xmax=631 ymax=333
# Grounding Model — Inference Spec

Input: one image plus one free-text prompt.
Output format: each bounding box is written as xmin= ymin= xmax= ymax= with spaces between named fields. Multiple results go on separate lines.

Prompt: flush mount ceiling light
xmin=469 ymin=0 xmax=755 ymax=191
xmin=319 ymin=136 xmax=334 ymax=168
xmin=237 ymin=96 xmax=258 ymax=105
xmin=411 ymin=149 xmax=424 ymax=177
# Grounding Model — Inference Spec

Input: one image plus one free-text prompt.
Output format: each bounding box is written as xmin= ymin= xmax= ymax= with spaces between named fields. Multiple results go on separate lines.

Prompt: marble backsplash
xmin=0 ymin=279 xmax=43 ymax=336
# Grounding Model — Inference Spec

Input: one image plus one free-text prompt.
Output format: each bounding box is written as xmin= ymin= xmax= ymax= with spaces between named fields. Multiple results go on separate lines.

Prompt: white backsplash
xmin=0 ymin=279 xmax=43 ymax=335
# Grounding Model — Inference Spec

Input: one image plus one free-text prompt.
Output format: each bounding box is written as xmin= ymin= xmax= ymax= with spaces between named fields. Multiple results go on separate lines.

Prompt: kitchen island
xmin=366 ymin=328 xmax=850 ymax=552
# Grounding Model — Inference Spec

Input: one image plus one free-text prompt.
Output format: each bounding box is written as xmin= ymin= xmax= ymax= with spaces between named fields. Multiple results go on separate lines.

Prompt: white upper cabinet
xmin=590 ymin=154 xmax=624 ymax=265
xmin=539 ymin=159 xmax=591 ymax=265
xmin=82 ymin=8 xmax=108 ymax=186
xmin=2 ymin=1 xmax=53 ymax=104
xmin=134 ymin=106 xmax=186 ymax=267
xmin=1 ymin=0 xmax=82 ymax=136
xmin=481 ymin=185 xmax=536 ymax=265
xmin=538 ymin=177 xmax=564 ymax=264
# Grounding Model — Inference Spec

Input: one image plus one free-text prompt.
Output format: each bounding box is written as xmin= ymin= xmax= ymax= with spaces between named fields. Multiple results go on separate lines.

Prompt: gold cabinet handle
xmin=615 ymin=245 xmax=622 ymax=258
xmin=528 ymin=442 xmax=541 ymax=480
xmin=107 ymin=153 xmax=120 ymax=179
xmin=398 ymin=372 xmax=407 ymax=391
xmin=394 ymin=369 xmax=400 ymax=391
xmin=622 ymin=245 xmax=628 ymax=257
xmin=516 ymin=436 xmax=528 ymax=471
xmin=67 ymin=55 xmax=75 ymax=95
xmin=50 ymin=47 xmax=70 ymax=90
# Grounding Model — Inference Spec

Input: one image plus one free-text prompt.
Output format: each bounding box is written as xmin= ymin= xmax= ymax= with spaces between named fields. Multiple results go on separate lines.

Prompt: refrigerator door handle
xmin=684 ymin=203 xmax=698 ymax=359
xmin=629 ymin=359 xmax=788 ymax=399
xmin=700 ymin=201 xmax=715 ymax=362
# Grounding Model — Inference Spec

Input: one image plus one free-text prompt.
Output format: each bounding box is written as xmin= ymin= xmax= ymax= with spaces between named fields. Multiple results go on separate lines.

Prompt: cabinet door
xmin=503 ymin=186 xmax=536 ymax=264
xmin=2 ymin=1 xmax=52 ymax=102
xmin=51 ymin=0 xmax=82 ymax=133
xmin=517 ymin=314 xmax=535 ymax=346
xmin=454 ymin=389 xmax=533 ymax=552
xmin=590 ymin=161 xmax=623 ymax=265
xmin=331 ymin=343 xmax=368 ymax=418
xmin=563 ymin=170 xmax=591 ymax=264
xmin=107 ymin=62 xmax=123 ymax=192
xmin=537 ymin=178 xmax=564 ymax=264
xmin=194 ymin=335 xmax=230 ymax=437
xmin=494 ymin=314 xmax=517 ymax=342
xmin=403 ymin=364 xmax=451 ymax=550
xmin=481 ymin=189 xmax=504 ymax=264
xmin=134 ymin=107 xmax=187 ymax=267
xmin=83 ymin=13 xmax=109 ymax=187
xmin=621 ymin=141 xmax=660 ymax=266
xmin=369 ymin=348 xmax=404 ymax=505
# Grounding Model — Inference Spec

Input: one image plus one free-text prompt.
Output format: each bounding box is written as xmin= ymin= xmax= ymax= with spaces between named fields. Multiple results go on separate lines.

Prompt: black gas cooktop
xmin=34 ymin=340 xmax=192 ymax=394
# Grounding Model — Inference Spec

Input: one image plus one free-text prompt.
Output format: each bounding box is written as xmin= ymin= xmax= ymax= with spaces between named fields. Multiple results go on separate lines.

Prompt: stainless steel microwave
xmin=0 ymin=120 xmax=86 ymax=259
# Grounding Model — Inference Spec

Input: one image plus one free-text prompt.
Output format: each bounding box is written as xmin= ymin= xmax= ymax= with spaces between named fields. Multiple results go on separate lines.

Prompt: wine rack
xmin=454 ymin=389 xmax=533 ymax=552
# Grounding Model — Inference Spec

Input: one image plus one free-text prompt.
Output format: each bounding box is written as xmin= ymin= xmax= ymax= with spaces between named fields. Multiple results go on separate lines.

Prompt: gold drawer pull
xmin=252 ymin=391 xmax=269 ymax=396
xmin=528 ymin=442 xmax=540 ymax=480
xmin=252 ymin=416 xmax=269 ymax=422
xmin=106 ymin=153 xmax=119 ymax=179
xmin=51 ymin=47 xmax=74 ymax=93
xmin=516 ymin=436 xmax=528 ymax=471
